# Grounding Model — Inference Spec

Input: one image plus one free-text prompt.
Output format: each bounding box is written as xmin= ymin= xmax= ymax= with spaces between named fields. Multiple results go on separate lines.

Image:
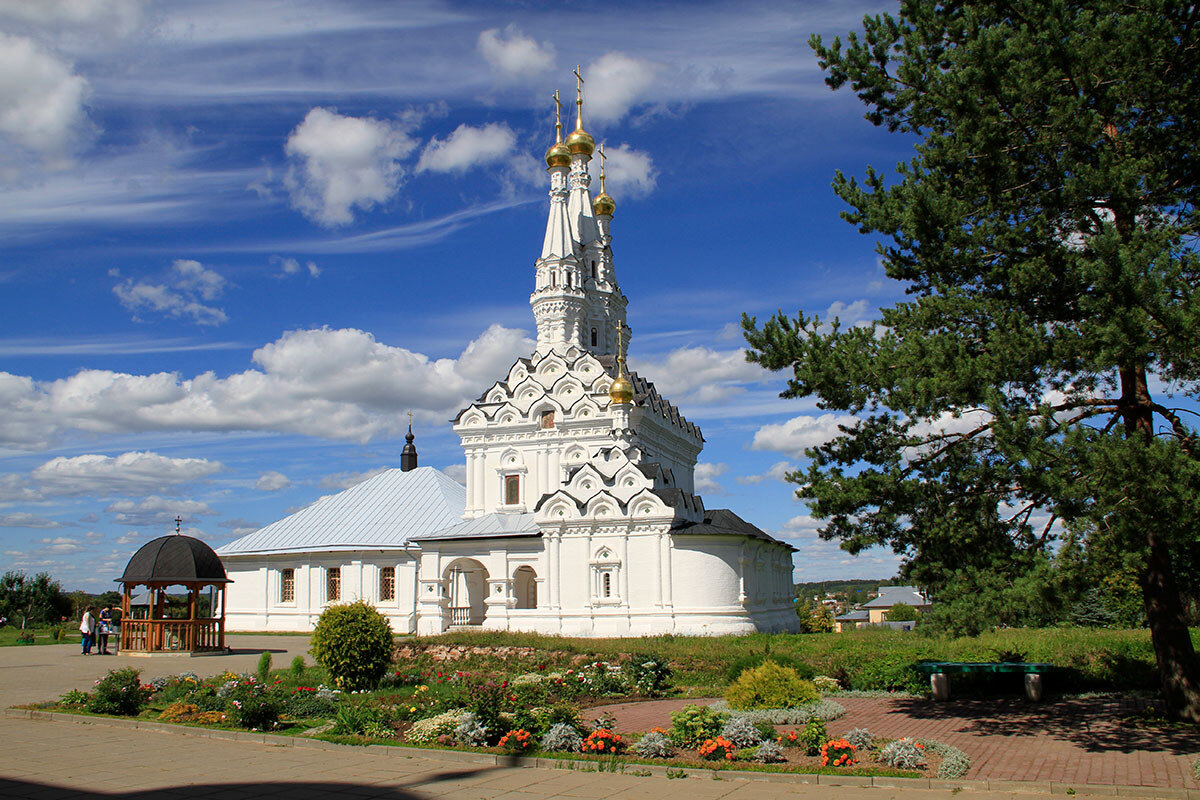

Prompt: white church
xmin=218 ymin=77 xmax=799 ymax=637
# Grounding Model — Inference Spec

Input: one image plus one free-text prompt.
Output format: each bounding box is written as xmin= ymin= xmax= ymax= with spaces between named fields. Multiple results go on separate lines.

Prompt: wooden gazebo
xmin=117 ymin=533 xmax=231 ymax=655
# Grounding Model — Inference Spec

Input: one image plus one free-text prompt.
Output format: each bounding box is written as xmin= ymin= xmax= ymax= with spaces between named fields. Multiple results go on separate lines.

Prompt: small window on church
xmin=591 ymin=261 xmax=597 ymax=280
xmin=380 ymin=566 xmax=395 ymax=601
xmin=541 ymin=409 xmax=555 ymax=429
xmin=280 ymin=569 xmax=294 ymax=603
xmin=602 ymin=572 xmax=612 ymax=598
xmin=591 ymin=328 xmax=597 ymax=347
xmin=551 ymin=272 xmax=557 ymax=288
xmin=326 ymin=567 xmax=341 ymax=603
xmin=504 ymin=474 xmax=521 ymax=505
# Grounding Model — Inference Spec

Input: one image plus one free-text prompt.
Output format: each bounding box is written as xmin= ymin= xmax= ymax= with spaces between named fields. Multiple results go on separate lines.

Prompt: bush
xmin=541 ymin=722 xmax=583 ymax=752
xmin=820 ymin=738 xmax=857 ymax=768
xmin=710 ymin=698 xmax=845 ymax=725
xmin=723 ymin=652 xmax=812 ymax=683
xmin=58 ymin=689 xmax=88 ymax=708
xmin=624 ymin=653 xmax=672 ymax=696
xmin=845 ymin=727 xmax=873 ymax=750
xmin=87 ymin=668 xmax=149 ymax=716
xmin=226 ymin=680 xmax=282 ymax=730
xmin=309 ymin=601 xmax=394 ymax=691
xmin=498 ymin=728 xmax=535 ymax=753
xmin=290 ymin=655 xmax=306 ymax=680
xmin=581 ymin=728 xmax=625 ymax=754
xmin=698 ymin=736 xmax=736 ymax=761
xmin=668 ymin=703 xmax=728 ymax=747
xmin=798 ymin=719 xmax=827 ymax=756
xmin=917 ymin=738 xmax=972 ymax=779
xmin=632 ymin=729 xmax=674 ymax=758
xmin=286 ymin=687 xmax=339 ymax=719
xmin=256 ymin=651 xmax=272 ymax=683
xmin=755 ymin=739 xmax=787 ymax=763
xmin=405 ymin=709 xmax=466 ymax=743
xmin=725 ymin=661 xmax=819 ymax=710
xmin=879 ymin=737 xmax=926 ymax=769
xmin=812 ymin=675 xmax=841 ymax=693
xmin=454 ymin=711 xmax=489 ymax=746
xmin=719 ymin=716 xmax=763 ymax=748
xmin=466 ymin=681 xmax=508 ymax=741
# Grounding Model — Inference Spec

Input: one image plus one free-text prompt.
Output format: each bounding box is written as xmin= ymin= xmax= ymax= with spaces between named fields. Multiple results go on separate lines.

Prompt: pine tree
xmin=744 ymin=0 xmax=1200 ymax=718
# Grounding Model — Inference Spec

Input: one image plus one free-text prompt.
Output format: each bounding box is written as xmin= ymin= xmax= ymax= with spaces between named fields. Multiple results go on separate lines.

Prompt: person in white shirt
xmin=79 ymin=607 xmax=96 ymax=655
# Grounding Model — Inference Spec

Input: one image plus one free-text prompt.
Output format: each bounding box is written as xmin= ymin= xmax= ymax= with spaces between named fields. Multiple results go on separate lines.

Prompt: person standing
xmin=97 ymin=606 xmax=112 ymax=655
xmin=79 ymin=606 xmax=96 ymax=655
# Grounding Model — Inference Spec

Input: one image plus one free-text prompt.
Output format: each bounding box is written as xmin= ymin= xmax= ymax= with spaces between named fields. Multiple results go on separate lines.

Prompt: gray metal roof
xmin=412 ymin=512 xmax=538 ymax=541
xmin=862 ymin=585 xmax=931 ymax=609
xmin=217 ymin=467 xmax=465 ymax=555
xmin=835 ymin=609 xmax=870 ymax=621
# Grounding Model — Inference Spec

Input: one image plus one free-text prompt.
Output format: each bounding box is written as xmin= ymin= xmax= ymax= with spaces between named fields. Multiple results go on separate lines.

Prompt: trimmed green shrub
xmin=290 ymin=655 xmax=306 ymax=680
xmin=668 ymin=703 xmax=728 ymax=747
xmin=723 ymin=652 xmax=812 ymax=683
xmin=798 ymin=718 xmax=827 ymax=755
xmin=256 ymin=651 xmax=272 ymax=683
xmin=87 ymin=668 xmax=149 ymax=716
xmin=309 ymin=601 xmax=394 ymax=691
xmin=725 ymin=661 xmax=819 ymax=710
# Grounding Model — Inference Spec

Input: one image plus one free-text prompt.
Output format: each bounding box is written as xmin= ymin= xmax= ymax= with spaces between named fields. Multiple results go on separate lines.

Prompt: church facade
xmin=218 ymin=79 xmax=798 ymax=637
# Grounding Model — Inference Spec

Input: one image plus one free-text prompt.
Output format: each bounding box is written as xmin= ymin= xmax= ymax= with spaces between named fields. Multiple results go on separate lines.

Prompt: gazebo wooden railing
xmin=119 ymin=618 xmax=226 ymax=653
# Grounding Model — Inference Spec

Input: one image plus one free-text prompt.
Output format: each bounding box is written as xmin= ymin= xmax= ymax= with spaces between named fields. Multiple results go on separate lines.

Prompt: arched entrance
xmin=443 ymin=558 xmax=488 ymax=627
xmin=513 ymin=566 xmax=538 ymax=609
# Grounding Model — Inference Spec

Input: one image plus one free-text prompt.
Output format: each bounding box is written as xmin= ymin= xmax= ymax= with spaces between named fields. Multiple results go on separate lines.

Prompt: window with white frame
xmin=280 ymin=568 xmax=295 ymax=603
xmin=326 ymin=567 xmax=341 ymax=603
xmin=590 ymin=547 xmax=621 ymax=603
xmin=379 ymin=566 xmax=395 ymax=601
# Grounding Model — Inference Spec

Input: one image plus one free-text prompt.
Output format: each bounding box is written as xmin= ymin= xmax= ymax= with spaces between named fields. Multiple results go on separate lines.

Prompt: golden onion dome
xmin=545 ymin=141 xmax=571 ymax=168
xmin=566 ymin=126 xmax=595 ymax=156
xmin=609 ymin=373 xmax=634 ymax=405
xmin=592 ymin=191 xmax=615 ymax=216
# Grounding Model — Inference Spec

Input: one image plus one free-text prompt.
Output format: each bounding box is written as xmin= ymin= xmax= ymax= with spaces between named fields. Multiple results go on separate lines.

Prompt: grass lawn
xmin=0 ymin=627 xmax=75 ymax=647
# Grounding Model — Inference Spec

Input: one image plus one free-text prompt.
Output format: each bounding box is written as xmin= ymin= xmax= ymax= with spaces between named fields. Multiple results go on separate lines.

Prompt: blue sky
xmin=0 ymin=0 xmax=916 ymax=591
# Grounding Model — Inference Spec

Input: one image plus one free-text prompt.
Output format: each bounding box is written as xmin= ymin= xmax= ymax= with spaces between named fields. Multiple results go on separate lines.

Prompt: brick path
xmin=596 ymin=694 xmax=1200 ymax=790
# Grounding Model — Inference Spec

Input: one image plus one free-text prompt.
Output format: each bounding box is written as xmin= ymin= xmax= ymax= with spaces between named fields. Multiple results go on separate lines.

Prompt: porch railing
xmin=449 ymin=606 xmax=473 ymax=626
xmin=118 ymin=618 xmax=225 ymax=652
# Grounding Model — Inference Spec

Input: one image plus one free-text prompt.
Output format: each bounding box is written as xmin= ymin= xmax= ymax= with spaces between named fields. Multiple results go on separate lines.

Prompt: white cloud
xmin=112 ymin=259 xmax=228 ymax=326
xmin=0 ymin=32 xmax=89 ymax=163
xmin=693 ymin=462 xmax=728 ymax=495
xmin=738 ymin=460 xmax=794 ymax=485
xmin=31 ymin=451 xmax=223 ymax=496
xmin=0 ymin=512 xmax=62 ymax=528
xmin=319 ymin=466 xmax=390 ymax=490
xmin=0 ymin=0 xmax=146 ymax=34
xmin=0 ymin=323 xmax=534 ymax=450
xmin=592 ymin=143 xmax=656 ymax=199
xmin=284 ymin=107 xmax=418 ymax=226
xmin=441 ymin=464 xmax=466 ymax=484
xmin=105 ymin=495 xmax=216 ymax=526
xmin=416 ymin=123 xmax=516 ymax=174
xmin=628 ymin=346 xmax=767 ymax=404
xmin=255 ymin=470 xmax=290 ymax=491
xmin=477 ymin=25 xmax=555 ymax=80
xmin=586 ymin=52 xmax=659 ymax=123
xmin=0 ymin=473 xmax=42 ymax=502
xmin=821 ymin=299 xmax=874 ymax=329
xmin=751 ymin=413 xmax=858 ymax=459
xmin=270 ymin=255 xmax=320 ymax=278
xmin=39 ymin=535 xmax=81 ymax=552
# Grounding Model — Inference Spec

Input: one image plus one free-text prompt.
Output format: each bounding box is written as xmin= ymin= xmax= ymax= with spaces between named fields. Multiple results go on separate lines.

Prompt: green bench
xmin=913 ymin=661 xmax=1055 ymax=701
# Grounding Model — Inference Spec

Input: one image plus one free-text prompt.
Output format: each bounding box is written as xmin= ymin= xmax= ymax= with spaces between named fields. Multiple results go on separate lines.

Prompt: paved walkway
xmin=597 ymin=694 xmax=1200 ymax=790
xmin=0 ymin=639 xmax=1192 ymax=799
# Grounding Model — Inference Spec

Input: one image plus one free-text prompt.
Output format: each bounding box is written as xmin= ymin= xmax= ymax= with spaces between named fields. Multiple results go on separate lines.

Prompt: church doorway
xmin=513 ymin=566 xmax=538 ymax=609
xmin=444 ymin=558 xmax=488 ymax=626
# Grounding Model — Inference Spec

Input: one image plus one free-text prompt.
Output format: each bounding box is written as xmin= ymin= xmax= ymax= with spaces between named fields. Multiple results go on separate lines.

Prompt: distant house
xmin=833 ymin=585 xmax=932 ymax=632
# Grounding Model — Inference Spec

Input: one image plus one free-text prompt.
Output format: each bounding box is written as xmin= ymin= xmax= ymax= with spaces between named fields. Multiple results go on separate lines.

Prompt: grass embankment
xmin=400 ymin=627 xmax=1185 ymax=694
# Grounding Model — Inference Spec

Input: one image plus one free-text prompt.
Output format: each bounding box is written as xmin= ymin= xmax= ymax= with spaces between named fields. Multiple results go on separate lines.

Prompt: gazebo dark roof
xmin=118 ymin=534 xmax=230 ymax=585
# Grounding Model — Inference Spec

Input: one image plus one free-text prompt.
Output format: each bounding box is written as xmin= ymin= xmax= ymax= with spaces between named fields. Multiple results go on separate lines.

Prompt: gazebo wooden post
xmin=219 ymin=585 xmax=227 ymax=650
xmin=188 ymin=585 xmax=197 ymax=651
xmin=120 ymin=585 xmax=131 ymax=651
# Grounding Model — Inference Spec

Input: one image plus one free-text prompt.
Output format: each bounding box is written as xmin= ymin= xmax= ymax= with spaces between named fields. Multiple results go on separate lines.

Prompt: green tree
xmin=0 ymin=572 xmax=71 ymax=630
xmin=744 ymin=1 xmax=1200 ymax=718
xmin=885 ymin=602 xmax=918 ymax=622
xmin=796 ymin=600 xmax=835 ymax=633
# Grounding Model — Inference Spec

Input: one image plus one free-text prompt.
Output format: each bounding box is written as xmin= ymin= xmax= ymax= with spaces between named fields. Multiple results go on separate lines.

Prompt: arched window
xmin=541 ymin=409 xmax=555 ymax=429
xmin=591 ymin=328 xmax=598 ymax=347
xmin=514 ymin=566 xmax=538 ymax=609
xmin=602 ymin=572 xmax=611 ymax=598
xmin=591 ymin=261 xmax=597 ymax=280
xmin=504 ymin=474 xmax=521 ymax=505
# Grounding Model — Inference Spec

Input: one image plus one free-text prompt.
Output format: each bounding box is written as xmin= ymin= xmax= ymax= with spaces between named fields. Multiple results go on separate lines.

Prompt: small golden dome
xmin=609 ymin=373 xmax=634 ymax=405
xmin=592 ymin=191 xmax=615 ymax=216
xmin=566 ymin=127 xmax=594 ymax=156
xmin=545 ymin=141 xmax=571 ymax=168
